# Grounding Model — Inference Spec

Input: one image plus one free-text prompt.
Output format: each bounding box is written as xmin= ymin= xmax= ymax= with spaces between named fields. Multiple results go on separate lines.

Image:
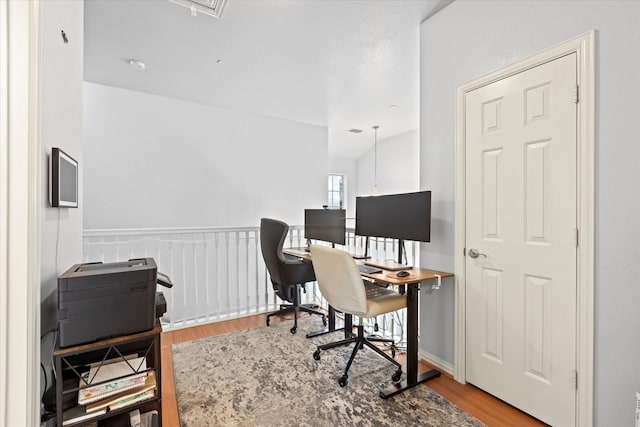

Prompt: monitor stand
xmin=395 ymin=239 xmax=411 ymax=268
xmin=397 ymin=239 xmax=405 ymax=264
xmin=351 ymin=236 xmax=370 ymax=259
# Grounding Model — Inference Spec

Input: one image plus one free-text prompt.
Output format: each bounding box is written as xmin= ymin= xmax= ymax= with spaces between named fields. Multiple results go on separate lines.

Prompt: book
xmin=62 ymin=405 xmax=106 ymax=426
xmin=78 ymin=372 xmax=148 ymax=405
xmin=78 ymin=356 xmax=148 ymax=405
xmin=109 ymin=388 xmax=156 ymax=411
xmin=85 ymin=371 xmax=157 ymax=413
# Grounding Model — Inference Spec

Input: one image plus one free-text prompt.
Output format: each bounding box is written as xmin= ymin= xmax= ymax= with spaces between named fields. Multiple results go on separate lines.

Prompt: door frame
xmin=454 ymin=31 xmax=595 ymax=426
xmin=0 ymin=0 xmax=42 ymax=425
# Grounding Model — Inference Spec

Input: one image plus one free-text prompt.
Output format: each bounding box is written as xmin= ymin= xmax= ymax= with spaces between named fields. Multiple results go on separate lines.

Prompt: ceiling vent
xmin=169 ymin=0 xmax=227 ymax=18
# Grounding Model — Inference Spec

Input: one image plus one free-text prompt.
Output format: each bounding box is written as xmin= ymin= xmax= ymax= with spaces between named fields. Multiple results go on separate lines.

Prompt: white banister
xmin=82 ymin=226 xmax=414 ymax=347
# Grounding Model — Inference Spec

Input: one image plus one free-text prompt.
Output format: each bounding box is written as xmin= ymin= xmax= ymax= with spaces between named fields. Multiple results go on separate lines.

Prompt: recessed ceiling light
xmin=388 ymin=104 xmax=398 ymax=110
xmin=348 ymin=129 xmax=363 ymax=134
xmin=128 ymin=59 xmax=146 ymax=71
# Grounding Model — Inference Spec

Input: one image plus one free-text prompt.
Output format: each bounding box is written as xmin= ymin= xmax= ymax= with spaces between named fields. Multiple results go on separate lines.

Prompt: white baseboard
xmin=418 ymin=349 xmax=454 ymax=377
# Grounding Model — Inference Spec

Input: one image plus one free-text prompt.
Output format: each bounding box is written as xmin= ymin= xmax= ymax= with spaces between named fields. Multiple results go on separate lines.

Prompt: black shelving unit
xmin=53 ymin=323 xmax=162 ymax=427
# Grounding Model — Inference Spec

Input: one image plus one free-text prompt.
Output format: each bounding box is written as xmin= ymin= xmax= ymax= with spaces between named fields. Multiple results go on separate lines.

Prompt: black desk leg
xmin=306 ymin=306 xmax=347 ymax=338
xmin=380 ymin=283 xmax=440 ymax=399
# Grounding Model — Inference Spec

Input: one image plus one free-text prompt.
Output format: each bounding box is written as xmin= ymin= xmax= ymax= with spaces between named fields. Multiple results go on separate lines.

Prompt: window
xmin=328 ymin=174 xmax=344 ymax=209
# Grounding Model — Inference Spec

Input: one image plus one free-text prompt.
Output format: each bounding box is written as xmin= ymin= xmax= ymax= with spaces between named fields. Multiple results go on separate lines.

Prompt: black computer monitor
xmin=49 ymin=147 xmax=78 ymax=208
xmin=355 ymin=191 xmax=431 ymax=242
xmin=304 ymin=209 xmax=346 ymax=246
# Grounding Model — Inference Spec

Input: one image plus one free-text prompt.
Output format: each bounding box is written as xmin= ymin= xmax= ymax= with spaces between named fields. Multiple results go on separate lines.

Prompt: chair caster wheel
xmin=392 ymin=369 xmax=402 ymax=383
xmin=290 ymin=326 xmax=297 ymax=334
xmin=322 ymin=315 xmax=327 ymax=327
xmin=313 ymin=349 xmax=321 ymax=360
xmin=338 ymin=375 xmax=348 ymax=387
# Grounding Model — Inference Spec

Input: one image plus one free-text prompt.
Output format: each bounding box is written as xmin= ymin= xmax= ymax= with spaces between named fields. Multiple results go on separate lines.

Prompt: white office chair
xmin=310 ymin=244 xmax=407 ymax=387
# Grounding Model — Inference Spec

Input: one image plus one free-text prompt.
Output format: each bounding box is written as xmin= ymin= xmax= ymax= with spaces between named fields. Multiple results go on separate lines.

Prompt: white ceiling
xmin=84 ymin=0 xmax=451 ymax=159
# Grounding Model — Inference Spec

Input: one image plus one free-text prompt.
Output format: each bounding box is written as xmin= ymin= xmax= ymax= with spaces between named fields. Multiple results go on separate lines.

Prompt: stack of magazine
xmin=62 ymin=355 xmax=157 ymax=426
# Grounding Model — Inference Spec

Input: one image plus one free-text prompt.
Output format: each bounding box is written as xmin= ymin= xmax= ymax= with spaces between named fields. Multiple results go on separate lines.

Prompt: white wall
xmin=420 ymin=1 xmax=640 ymax=425
xmin=356 ymin=129 xmax=420 ymax=197
xmin=39 ymin=0 xmax=84 ymax=389
xmin=83 ymin=83 xmax=327 ymax=230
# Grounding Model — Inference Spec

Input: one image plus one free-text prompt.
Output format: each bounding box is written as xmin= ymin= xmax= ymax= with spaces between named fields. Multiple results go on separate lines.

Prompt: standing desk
xmin=283 ymin=248 xmax=453 ymax=399
xmin=359 ymin=266 xmax=453 ymax=399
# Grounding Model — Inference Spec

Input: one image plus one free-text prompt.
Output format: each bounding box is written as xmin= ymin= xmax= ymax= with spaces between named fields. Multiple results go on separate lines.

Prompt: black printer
xmin=57 ymin=258 xmax=163 ymax=347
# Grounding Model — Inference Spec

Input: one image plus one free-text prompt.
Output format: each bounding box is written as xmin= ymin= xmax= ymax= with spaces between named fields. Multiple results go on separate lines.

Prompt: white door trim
xmin=0 ymin=1 xmax=42 ymax=425
xmin=454 ymin=31 xmax=595 ymax=426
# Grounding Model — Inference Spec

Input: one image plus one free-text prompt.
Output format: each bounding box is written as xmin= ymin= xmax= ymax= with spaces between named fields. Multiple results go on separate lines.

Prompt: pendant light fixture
xmin=372 ymin=125 xmax=380 ymax=195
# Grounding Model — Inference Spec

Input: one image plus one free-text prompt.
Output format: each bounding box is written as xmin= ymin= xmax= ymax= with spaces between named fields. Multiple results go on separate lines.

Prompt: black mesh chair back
xmin=259 ymin=218 xmax=326 ymax=334
xmin=260 ymin=218 xmax=289 ymax=286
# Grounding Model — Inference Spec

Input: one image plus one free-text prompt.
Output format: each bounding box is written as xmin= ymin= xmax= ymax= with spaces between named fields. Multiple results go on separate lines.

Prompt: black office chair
xmin=260 ymin=218 xmax=327 ymax=334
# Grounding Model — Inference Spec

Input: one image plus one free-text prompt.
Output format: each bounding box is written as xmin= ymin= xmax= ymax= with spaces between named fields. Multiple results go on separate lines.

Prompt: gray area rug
xmin=172 ymin=317 xmax=484 ymax=427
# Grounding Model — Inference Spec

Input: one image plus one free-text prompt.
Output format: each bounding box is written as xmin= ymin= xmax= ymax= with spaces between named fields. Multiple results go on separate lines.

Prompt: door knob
xmin=468 ymin=248 xmax=487 ymax=259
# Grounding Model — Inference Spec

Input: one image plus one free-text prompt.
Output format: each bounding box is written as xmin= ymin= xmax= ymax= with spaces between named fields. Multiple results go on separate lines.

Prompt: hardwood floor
xmin=160 ymin=313 xmax=548 ymax=427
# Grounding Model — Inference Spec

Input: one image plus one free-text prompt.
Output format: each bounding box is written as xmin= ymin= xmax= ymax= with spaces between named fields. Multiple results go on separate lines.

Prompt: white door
xmin=465 ymin=53 xmax=577 ymax=426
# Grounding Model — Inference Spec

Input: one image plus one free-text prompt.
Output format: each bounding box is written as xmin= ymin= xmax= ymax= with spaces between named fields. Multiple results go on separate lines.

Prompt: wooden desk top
xmin=283 ymin=248 xmax=453 ymax=286
xmin=359 ymin=266 xmax=453 ymax=286
xmin=283 ymin=247 xmax=311 ymax=260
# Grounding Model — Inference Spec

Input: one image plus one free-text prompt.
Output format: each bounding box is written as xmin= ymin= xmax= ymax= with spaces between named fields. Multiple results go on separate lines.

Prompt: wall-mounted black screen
xmin=304 ymin=209 xmax=346 ymax=245
xmin=49 ymin=147 xmax=78 ymax=208
xmin=355 ymin=191 xmax=431 ymax=242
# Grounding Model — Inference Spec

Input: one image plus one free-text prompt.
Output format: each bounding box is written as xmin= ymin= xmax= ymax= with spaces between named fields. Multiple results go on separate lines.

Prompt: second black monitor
xmin=304 ymin=208 xmax=346 ymax=246
xmin=355 ymin=191 xmax=431 ymax=242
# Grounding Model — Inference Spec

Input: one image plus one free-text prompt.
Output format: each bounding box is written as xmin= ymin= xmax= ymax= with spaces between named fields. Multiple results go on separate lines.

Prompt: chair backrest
xmin=310 ymin=245 xmax=368 ymax=316
xmin=260 ymin=218 xmax=289 ymax=285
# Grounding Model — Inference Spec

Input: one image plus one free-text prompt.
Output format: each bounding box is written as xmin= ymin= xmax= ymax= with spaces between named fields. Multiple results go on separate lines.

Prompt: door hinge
xmin=572 ymin=370 xmax=578 ymax=389
xmin=575 ymin=228 xmax=579 ymax=248
xmin=572 ymin=84 xmax=579 ymax=103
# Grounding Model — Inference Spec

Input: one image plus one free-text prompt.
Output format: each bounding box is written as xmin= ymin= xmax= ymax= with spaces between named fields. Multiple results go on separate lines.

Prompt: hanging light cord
xmin=373 ymin=125 xmax=379 ymax=190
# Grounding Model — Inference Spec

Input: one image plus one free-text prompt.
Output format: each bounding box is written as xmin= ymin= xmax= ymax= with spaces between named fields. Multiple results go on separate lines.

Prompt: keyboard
xmin=285 ymin=248 xmax=310 ymax=257
xmin=364 ymin=259 xmax=411 ymax=271
xmin=365 ymin=282 xmax=394 ymax=298
xmin=358 ymin=264 xmax=382 ymax=274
